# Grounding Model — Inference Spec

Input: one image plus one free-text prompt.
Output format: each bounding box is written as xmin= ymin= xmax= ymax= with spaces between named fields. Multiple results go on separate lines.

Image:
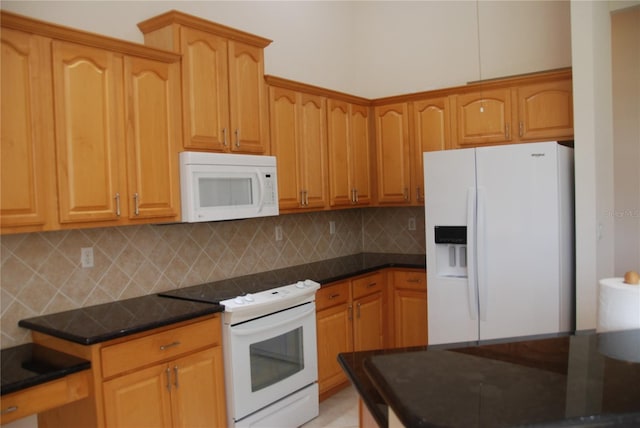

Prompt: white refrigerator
xmin=424 ymin=141 xmax=574 ymax=345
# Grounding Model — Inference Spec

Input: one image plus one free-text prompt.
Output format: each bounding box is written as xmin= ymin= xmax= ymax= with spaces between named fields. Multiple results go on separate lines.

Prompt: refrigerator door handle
xmin=466 ymin=187 xmax=478 ymax=321
xmin=477 ymin=186 xmax=488 ymax=322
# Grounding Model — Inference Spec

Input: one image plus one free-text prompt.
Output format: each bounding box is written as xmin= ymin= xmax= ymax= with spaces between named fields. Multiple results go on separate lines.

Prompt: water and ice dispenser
xmin=434 ymin=226 xmax=468 ymax=278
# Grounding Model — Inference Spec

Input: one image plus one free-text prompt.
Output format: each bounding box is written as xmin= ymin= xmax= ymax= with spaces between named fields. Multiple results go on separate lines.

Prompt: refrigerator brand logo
xmin=531 ymin=153 xmax=546 ymax=157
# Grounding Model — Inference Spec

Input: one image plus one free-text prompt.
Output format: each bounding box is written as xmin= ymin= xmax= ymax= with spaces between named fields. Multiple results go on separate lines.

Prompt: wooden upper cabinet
xmin=52 ymin=41 xmax=126 ymax=224
xmin=298 ymin=94 xmax=328 ymax=209
xmin=327 ymin=100 xmax=371 ymax=207
xmin=0 ymin=28 xmax=57 ymax=233
xmin=269 ymin=86 xmax=328 ymax=211
xmin=374 ymin=103 xmax=411 ymax=204
xmin=411 ymin=97 xmax=451 ymax=204
xmin=180 ymin=27 xmax=230 ymax=151
xmin=138 ymin=11 xmax=271 ymax=154
xmin=124 ymin=57 xmax=181 ymax=220
xmin=516 ymin=79 xmax=573 ymax=142
xmin=228 ymin=41 xmax=269 ymax=153
xmin=450 ymin=88 xmax=515 ymax=148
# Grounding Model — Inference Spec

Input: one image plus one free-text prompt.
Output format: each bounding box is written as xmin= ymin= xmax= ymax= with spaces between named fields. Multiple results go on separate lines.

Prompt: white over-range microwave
xmin=180 ymin=152 xmax=279 ymax=222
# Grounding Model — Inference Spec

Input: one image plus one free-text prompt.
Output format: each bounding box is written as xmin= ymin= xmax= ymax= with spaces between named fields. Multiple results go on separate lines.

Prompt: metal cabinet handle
xmin=505 ymin=123 xmax=511 ymax=140
xmin=133 ymin=193 xmax=139 ymax=216
xmin=367 ymin=282 xmax=377 ymax=288
xmin=351 ymin=189 xmax=356 ymax=203
xmin=356 ymin=302 xmax=361 ymax=318
xmin=173 ymin=366 xmax=179 ymax=389
xmin=408 ymin=278 xmax=422 ymax=283
xmin=416 ymin=187 xmax=422 ymax=202
xmin=1 ymin=406 xmax=18 ymax=415
xmin=519 ymin=121 xmax=524 ymax=137
xmin=115 ymin=193 xmax=121 ymax=216
xmin=165 ymin=367 xmax=171 ymax=392
xmin=222 ymin=128 xmax=228 ymax=146
xmin=348 ymin=305 xmax=353 ymax=320
xmin=328 ymin=293 xmax=341 ymax=299
xmin=160 ymin=341 xmax=181 ymax=351
xmin=403 ymin=188 xmax=409 ymax=201
xmin=235 ymin=128 xmax=240 ymax=148
xmin=355 ymin=189 xmax=359 ymax=203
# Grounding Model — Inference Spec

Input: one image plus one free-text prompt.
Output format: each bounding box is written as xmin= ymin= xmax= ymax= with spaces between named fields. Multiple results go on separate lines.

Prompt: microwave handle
xmin=256 ymin=170 xmax=265 ymax=213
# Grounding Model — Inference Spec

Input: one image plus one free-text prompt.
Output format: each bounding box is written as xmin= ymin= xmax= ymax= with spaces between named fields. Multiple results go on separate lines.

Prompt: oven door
xmin=225 ymin=302 xmax=318 ymax=421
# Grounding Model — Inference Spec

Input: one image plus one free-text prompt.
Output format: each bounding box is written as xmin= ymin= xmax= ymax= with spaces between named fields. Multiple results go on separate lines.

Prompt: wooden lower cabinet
xmin=34 ymin=315 xmax=225 ymax=428
xmin=392 ymin=269 xmax=428 ymax=348
xmin=103 ymin=347 xmax=225 ymax=428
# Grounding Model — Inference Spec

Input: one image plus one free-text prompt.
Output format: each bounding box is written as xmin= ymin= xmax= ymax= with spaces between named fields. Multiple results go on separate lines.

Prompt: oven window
xmin=249 ymin=327 xmax=304 ymax=392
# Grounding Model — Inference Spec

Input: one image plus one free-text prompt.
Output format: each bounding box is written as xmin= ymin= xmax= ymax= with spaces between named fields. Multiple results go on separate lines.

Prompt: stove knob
xmin=234 ymin=296 xmax=245 ymax=304
xmin=295 ymin=281 xmax=305 ymax=289
xmin=244 ymin=293 xmax=255 ymax=302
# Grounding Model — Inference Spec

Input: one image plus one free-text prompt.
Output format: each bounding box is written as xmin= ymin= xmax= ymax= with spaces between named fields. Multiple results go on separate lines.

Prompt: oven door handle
xmin=231 ymin=304 xmax=315 ymax=336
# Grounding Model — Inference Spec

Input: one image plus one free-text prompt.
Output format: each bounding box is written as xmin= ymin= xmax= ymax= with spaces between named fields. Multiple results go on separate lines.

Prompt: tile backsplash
xmin=0 ymin=207 xmax=424 ymax=348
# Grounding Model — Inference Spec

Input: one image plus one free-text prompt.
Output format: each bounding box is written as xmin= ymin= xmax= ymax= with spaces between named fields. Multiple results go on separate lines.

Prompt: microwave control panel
xmin=263 ymin=173 xmax=278 ymax=205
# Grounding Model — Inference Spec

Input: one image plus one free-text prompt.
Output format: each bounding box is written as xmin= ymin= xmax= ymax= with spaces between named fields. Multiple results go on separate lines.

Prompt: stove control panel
xmin=221 ymin=279 xmax=320 ymax=316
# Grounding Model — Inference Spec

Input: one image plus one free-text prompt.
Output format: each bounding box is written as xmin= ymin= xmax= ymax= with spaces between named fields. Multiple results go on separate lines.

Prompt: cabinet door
xmin=1 ymin=29 xmax=56 ymax=231
xmin=124 ymin=57 xmax=181 ymax=221
xmin=316 ymin=303 xmax=353 ymax=396
xmin=171 ymin=347 xmax=227 ymax=428
xmin=327 ymin=99 xmax=352 ymax=207
xmin=451 ymin=88 xmax=514 ymax=147
xmin=180 ymin=27 xmax=229 ymax=151
xmin=394 ymin=289 xmax=428 ymax=348
xmin=353 ymin=292 xmax=384 ymax=352
xmin=269 ymin=87 xmax=302 ymax=210
xmin=517 ymin=80 xmax=573 ymax=141
xmin=350 ymin=104 xmax=371 ymax=206
xmin=374 ymin=103 xmax=411 ymax=204
xmin=412 ymin=97 xmax=450 ymax=204
xmin=103 ymin=363 xmax=173 ymax=428
xmin=228 ymin=41 xmax=268 ymax=154
xmin=299 ymin=94 xmax=328 ymax=209
xmin=52 ymin=41 xmax=126 ymax=224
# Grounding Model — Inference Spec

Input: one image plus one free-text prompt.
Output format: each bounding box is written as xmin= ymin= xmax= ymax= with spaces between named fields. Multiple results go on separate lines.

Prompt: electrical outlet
xmin=329 ymin=221 xmax=336 ymax=235
xmin=275 ymin=225 xmax=283 ymax=241
xmin=408 ymin=217 xmax=416 ymax=231
xmin=81 ymin=247 xmax=94 ymax=268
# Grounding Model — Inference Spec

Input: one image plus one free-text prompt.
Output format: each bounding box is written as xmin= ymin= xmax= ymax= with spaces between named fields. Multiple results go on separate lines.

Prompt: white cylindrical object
xmin=597 ymin=277 xmax=640 ymax=332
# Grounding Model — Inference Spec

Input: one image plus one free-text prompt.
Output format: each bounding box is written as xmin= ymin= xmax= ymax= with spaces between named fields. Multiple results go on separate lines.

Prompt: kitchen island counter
xmin=339 ymin=329 xmax=640 ymax=428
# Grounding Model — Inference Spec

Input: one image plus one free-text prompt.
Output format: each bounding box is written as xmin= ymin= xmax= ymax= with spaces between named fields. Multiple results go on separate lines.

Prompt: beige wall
xmin=0 ymin=0 xmax=571 ymax=98
xmin=611 ymin=6 xmax=640 ymax=275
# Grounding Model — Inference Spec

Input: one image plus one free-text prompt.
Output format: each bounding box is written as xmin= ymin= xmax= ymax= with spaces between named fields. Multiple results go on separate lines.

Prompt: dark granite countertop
xmin=19 ymin=252 xmax=424 ymax=345
xmin=340 ymin=330 xmax=640 ymax=428
xmin=1 ymin=343 xmax=90 ymax=396
xmin=18 ymin=295 xmax=223 ymax=345
xmin=159 ymin=252 xmax=425 ymax=303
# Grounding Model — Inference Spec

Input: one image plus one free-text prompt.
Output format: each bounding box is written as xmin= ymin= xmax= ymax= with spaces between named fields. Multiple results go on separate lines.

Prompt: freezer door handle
xmin=477 ymin=186 xmax=488 ymax=322
xmin=466 ymin=187 xmax=478 ymax=321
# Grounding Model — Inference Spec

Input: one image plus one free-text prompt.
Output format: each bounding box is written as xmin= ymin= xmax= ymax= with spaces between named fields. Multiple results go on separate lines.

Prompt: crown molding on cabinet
xmin=0 ymin=10 xmax=181 ymax=63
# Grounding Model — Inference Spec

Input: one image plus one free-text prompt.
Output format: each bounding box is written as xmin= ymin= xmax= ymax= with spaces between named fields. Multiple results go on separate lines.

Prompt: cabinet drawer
xmin=0 ymin=370 xmax=89 ymax=425
xmin=101 ymin=316 xmax=220 ymax=378
xmin=394 ymin=270 xmax=426 ymax=291
xmin=352 ymin=273 xmax=383 ymax=300
xmin=316 ymin=282 xmax=350 ymax=311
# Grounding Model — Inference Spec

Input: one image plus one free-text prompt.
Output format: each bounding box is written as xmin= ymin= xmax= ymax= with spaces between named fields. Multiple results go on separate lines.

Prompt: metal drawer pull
xmin=160 ymin=341 xmax=181 ymax=351
xmin=328 ymin=293 xmax=341 ymax=299
xmin=115 ymin=193 xmax=121 ymax=216
xmin=133 ymin=193 xmax=139 ymax=216
xmin=165 ymin=368 xmax=171 ymax=392
xmin=367 ymin=282 xmax=377 ymax=288
xmin=1 ymin=406 xmax=18 ymax=415
xmin=408 ymin=278 xmax=422 ymax=283
xmin=174 ymin=366 xmax=179 ymax=389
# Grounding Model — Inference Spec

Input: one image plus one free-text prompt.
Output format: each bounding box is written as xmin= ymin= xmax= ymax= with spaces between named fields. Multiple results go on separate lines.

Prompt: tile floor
xmin=302 ymin=385 xmax=359 ymax=428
